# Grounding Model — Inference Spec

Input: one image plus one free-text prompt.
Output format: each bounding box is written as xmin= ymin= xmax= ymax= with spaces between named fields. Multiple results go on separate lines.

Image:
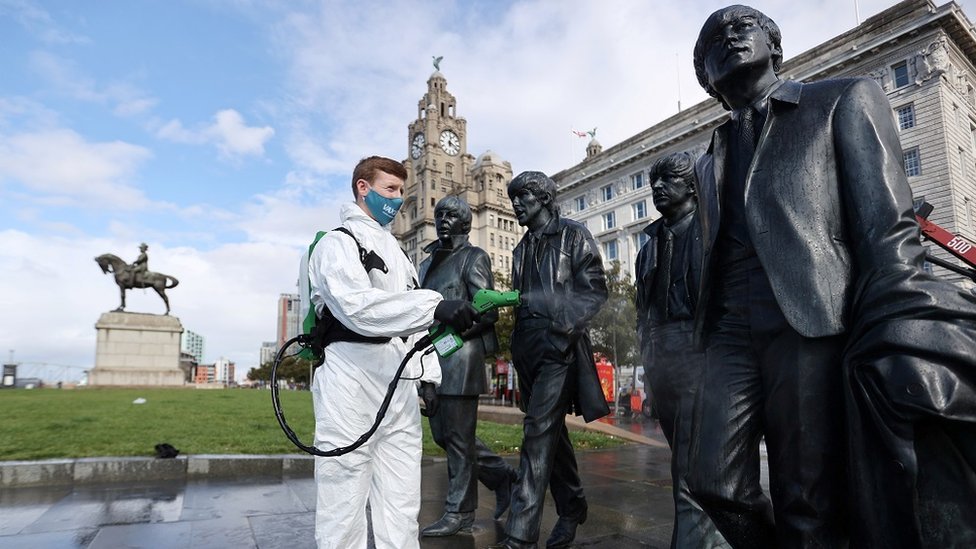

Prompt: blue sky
xmin=3 ymin=0 xmax=973 ymax=382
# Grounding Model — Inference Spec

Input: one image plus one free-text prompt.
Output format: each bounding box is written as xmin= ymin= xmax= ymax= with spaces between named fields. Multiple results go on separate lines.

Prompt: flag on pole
xmin=572 ymin=130 xmax=587 ymax=138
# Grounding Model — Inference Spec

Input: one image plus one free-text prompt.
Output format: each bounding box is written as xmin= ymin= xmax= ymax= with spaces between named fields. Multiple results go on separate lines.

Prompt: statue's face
xmin=510 ymin=186 xmax=545 ymax=228
xmin=434 ymin=206 xmax=467 ymax=239
xmin=701 ymin=13 xmax=773 ymax=90
xmin=652 ymin=174 xmax=694 ymax=217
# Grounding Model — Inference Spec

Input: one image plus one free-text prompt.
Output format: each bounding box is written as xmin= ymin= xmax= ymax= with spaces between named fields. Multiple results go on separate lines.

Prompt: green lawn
xmin=0 ymin=388 xmax=624 ymax=461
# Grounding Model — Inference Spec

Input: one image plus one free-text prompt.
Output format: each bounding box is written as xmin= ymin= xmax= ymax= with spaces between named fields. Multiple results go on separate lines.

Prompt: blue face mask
xmin=364 ymin=188 xmax=403 ymax=226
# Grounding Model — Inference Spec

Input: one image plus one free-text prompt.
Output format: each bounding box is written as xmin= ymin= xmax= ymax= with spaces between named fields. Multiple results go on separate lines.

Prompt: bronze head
xmin=693 ymin=5 xmax=782 ymax=109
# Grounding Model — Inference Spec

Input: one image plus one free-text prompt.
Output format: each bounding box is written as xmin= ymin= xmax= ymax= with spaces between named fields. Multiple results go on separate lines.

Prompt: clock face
xmin=439 ymin=130 xmax=460 ymax=155
xmin=411 ymin=132 xmax=425 ymax=159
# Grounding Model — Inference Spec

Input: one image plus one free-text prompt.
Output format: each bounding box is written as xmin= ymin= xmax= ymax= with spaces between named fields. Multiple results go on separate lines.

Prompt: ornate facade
xmin=393 ymin=71 xmax=524 ymax=275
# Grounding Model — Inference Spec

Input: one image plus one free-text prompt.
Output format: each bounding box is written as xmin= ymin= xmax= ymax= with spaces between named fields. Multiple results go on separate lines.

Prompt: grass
xmin=0 ymin=387 xmax=625 ymax=461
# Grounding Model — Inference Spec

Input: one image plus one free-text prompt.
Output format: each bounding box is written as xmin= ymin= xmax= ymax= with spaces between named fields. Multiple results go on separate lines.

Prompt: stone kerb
xmin=0 ymin=455 xmax=315 ymax=488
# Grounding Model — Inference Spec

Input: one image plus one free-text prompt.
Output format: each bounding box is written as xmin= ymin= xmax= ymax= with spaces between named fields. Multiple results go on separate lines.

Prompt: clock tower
xmin=395 ymin=67 xmax=522 ymax=276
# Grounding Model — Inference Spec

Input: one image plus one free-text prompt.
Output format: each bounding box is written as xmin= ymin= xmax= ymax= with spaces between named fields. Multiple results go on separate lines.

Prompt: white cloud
xmin=157 ymin=109 xmax=275 ymax=160
xmin=0 ymin=0 xmax=90 ymax=44
xmin=0 ymin=127 xmax=152 ymax=209
xmin=28 ymin=51 xmax=157 ymax=116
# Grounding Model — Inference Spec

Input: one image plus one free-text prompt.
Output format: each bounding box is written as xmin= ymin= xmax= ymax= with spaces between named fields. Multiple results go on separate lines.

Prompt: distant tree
xmin=588 ymin=261 xmax=638 ymax=367
xmin=247 ymin=356 xmax=313 ymax=387
xmin=247 ymin=361 xmax=272 ymax=382
xmin=492 ymin=270 xmax=516 ymax=361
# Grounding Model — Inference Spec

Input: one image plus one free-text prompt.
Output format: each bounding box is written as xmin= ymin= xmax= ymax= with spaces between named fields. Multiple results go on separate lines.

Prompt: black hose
xmin=271 ymin=333 xmax=433 ymax=457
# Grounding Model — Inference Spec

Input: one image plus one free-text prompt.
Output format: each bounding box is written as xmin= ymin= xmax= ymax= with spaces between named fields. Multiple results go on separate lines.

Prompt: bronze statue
xmin=488 ymin=171 xmax=609 ymax=549
xmin=95 ymin=244 xmax=179 ymax=314
xmin=634 ymin=152 xmax=728 ymax=549
xmin=418 ymin=196 xmax=518 ymax=537
xmin=689 ymin=5 xmax=976 ymax=548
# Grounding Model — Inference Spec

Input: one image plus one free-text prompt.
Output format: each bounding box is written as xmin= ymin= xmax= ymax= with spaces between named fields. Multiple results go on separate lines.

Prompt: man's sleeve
xmin=564 ymin=227 xmax=609 ymax=333
xmin=465 ymin=250 xmax=499 ymax=325
xmin=834 ymin=78 xmax=927 ymax=273
xmin=309 ymin=231 xmax=442 ymax=338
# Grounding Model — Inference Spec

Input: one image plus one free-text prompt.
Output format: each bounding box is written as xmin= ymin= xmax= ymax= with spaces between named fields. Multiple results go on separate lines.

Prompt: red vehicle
xmin=915 ymin=201 xmax=976 ymax=281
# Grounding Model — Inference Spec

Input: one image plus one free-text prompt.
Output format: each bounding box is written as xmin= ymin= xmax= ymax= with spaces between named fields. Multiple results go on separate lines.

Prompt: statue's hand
xmin=419 ymin=381 xmax=439 ymax=417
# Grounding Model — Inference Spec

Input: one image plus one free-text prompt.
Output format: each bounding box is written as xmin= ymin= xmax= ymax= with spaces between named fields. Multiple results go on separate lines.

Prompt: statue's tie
xmin=657 ymin=228 xmax=674 ymax=319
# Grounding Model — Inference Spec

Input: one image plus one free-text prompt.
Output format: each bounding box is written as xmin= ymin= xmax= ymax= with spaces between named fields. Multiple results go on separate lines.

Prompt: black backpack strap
xmin=333 ymin=226 xmax=388 ymax=274
xmin=305 ymin=226 xmax=392 ymax=352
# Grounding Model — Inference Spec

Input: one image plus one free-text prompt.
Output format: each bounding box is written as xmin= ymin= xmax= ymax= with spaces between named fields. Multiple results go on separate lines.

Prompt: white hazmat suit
xmin=307 ymin=202 xmax=442 ymax=549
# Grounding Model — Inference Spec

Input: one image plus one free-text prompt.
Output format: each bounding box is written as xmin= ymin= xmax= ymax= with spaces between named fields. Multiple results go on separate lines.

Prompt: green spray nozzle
xmin=471 ymin=289 xmax=521 ymax=313
xmin=429 ymin=289 xmax=521 ymax=358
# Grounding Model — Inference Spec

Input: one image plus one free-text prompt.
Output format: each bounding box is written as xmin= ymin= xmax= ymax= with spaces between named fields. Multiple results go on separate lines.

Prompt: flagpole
xmin=676 ymin=51 xmax=682 ymax=113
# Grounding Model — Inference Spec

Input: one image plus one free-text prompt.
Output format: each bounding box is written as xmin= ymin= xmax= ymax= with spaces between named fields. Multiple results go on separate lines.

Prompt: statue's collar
xmin=423 ymin=234 xmax=470 ymax=253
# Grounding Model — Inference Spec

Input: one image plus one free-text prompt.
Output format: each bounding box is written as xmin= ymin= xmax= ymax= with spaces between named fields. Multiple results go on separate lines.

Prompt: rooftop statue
xmin=95 ymin=243 xmax=179 ymax=315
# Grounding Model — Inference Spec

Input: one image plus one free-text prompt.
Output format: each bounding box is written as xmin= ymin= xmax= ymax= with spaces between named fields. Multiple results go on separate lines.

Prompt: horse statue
xmin=94 ymin=253 xmax=180 ymax=315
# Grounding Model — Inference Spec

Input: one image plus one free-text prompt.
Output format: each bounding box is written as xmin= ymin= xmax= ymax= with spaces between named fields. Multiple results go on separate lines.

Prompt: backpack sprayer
xmin=271 ymin=288 xmax=521 ymax=457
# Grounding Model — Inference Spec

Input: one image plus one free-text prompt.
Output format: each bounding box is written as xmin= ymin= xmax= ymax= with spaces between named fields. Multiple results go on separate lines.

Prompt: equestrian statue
xmin=94 ymin=243 xmax=179 ymax=315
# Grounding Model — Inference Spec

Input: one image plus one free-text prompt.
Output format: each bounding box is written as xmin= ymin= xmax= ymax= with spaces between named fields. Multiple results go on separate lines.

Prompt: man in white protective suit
xmin=307 ymin=155 xmax=481 ymax=549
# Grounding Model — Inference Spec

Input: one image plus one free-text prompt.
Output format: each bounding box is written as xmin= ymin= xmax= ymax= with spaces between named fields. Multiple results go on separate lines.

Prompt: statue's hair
xmin=693 ymin=5 xmax=783 ymax=110
xmin=351 ymin=156 xmax=408 ymax=198
xmin=434 ymin=195 xmax=472 ymax=233
xmin=508 ymin=171 xmax=558 ymax=215
xmin=649 ymin=152 xmax=697 ymax=195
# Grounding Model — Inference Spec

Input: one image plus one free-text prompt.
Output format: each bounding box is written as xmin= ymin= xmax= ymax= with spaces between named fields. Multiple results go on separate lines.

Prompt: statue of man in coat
xmin=418 ymin=196 xmax=518 ymax=537
xmin=488 ymin=171 xmax=609 ymax=549
xmin=689 ymin=5 xmax=976 ymax=548
xmin=634 ymin=151 xmax=728 ymax=549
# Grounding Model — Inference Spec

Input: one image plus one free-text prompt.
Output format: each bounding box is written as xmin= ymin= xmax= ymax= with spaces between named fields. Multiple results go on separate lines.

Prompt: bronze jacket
xmin=512 ymin=214 xmax=609 ymax=422
xmin=695 ymin=78 xmax=922 ymax=338
xmin=419 ymin=235 xmax=498 ymax=396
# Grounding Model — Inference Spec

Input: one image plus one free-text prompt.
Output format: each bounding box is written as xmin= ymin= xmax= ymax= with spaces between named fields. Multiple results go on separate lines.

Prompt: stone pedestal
xmin=89 ymin=312 xmax=186 ymax=386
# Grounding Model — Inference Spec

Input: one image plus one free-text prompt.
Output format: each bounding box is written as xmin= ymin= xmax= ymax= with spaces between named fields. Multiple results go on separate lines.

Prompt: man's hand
xmin=419 ymin=381 xmax=439 ymax=417
xmin=434 ymin=299 xmax=480 ymax=332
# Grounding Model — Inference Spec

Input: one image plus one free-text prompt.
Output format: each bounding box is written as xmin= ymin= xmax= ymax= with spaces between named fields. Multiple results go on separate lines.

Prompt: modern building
xmin=180 ymin=329 xmax=205 ymax=364
xmin=193 ymin=363 xmax=214 ymax=384
xmin=179 ymin=351 xmax=197 ymax=383
xmin=214 ymin=357 xmax=235 ymax=386
xmin=552 ymin=0 xmax=976 ymax=287
xmin=393 ymin=69 xmax=525 ymax=274
xmin=276 ymin=293 xmax=301 ymax=351
xmin=260 ymin=341 xmax=277 ymax=367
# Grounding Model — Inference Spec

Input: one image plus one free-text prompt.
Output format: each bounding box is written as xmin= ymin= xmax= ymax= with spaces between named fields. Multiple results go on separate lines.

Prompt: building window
xmin=970 ymin=123 xmax=976 ymax=152
xmin=961 ymin=148 xmax=968 ymax=179
xmin=430 ymin=197 xmax=435 ymax=207
xmin=603 ymin=211 xmax=616 ymax=230
xmin=601 ymin=184 xmax=614 ymax=201
xmin=604 ymin=240 xmax=619 ymax=261
xmin=892 ymin=61 xmax=910 ymax=89
xmin=575 ymin=196 xmax=586 ymax=212
xmin=636 ymin=232 xmax=650 ymax=249
xmin=631 ymin=172 xmax=645 ymax=190
xmin=896 ymin=104 xmax=915 ymax=130
xmin=446 ymin=163 xmax=453 ymax=178
xmin=903 ymin=147 xmax=921 ymax=177
xmin=633 ymin=200 xmax=647 ymax=220
xmin=490 ymin=233 xmax=495 ymax=246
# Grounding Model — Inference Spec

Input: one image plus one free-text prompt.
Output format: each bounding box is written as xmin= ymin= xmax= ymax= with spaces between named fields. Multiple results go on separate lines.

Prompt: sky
xmin=3 ymin=0 xmax=974 ymax=382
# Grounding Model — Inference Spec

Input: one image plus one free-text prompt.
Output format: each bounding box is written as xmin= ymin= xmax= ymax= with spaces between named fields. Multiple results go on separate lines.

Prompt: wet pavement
xmin=0 ymin=408 xmax=767 ymax=548
xmin=0 ymin=445 xmax=677 ymax=548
